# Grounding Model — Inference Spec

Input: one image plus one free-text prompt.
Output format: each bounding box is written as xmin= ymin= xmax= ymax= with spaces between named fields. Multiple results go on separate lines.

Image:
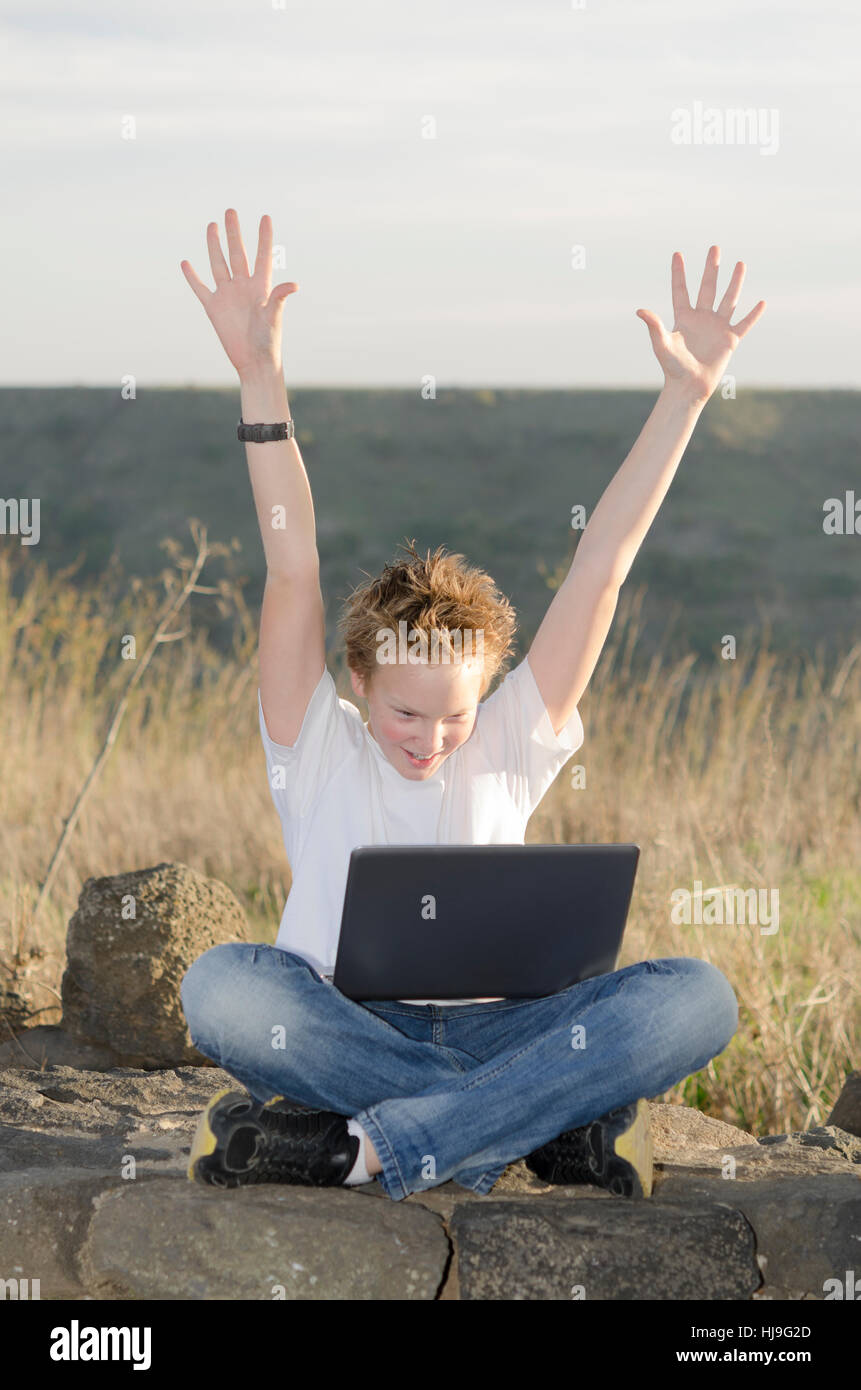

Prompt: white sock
xmin=343 ymin=1118 xmax=373 ymax=1185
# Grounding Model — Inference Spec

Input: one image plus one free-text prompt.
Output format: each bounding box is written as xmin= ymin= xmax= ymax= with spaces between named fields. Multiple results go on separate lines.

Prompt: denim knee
xmin=671 ymin=956 xmax=739 ymax=1053
xmin=180 ymin=941 xmax=253 ymax=1040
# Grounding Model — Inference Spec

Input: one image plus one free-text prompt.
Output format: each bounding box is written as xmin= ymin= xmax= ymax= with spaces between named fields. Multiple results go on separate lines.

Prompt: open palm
xmin=180 ymin=209 xmax=298 ymax=378
xmin=637 ymin=246 xmax=766 ymax=404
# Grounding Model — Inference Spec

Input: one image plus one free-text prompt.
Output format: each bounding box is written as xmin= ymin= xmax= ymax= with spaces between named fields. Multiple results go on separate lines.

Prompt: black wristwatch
xmin=237 ymin=418 xmax=296 ymax=443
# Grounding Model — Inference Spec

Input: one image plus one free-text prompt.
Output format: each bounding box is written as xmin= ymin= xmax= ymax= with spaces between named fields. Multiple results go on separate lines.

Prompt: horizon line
xmin=1 ymin=381 xmax=858 ymax=393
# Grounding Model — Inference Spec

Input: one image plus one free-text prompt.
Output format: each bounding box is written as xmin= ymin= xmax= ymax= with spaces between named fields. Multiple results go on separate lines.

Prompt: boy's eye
xmin=396 ymin=710 xmax=468 ymax=720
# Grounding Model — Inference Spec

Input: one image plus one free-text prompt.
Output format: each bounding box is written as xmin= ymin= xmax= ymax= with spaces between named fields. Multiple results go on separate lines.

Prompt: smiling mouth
xmin=403 ymin=748 xmax=441 ymax=764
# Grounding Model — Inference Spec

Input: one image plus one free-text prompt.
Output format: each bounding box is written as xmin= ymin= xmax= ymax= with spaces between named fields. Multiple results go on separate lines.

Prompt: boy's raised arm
xmin=528 ymin=246 xmax=766 ymax=736
xmin=181 ymin=209 xmax=325 ymax=746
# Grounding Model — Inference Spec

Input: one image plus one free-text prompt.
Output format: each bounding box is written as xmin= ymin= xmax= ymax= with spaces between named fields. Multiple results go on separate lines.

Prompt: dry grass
xmin=1 ymin=538 xmax=858 ymax=1136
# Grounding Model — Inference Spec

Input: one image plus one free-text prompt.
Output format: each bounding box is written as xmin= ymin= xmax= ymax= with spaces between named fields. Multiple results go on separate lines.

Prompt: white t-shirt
xmin=258 ymin=653 xmax=584 ymax=1004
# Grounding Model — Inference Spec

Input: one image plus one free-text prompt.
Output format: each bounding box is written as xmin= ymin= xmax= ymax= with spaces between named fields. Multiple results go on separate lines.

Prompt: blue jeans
xmin=180 ymin=943 xmax=738 ymax=1202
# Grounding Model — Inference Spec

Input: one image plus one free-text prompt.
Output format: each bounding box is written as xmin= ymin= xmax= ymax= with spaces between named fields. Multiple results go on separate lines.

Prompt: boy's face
xmin=350 ymin=658 xmax=486 ymax=780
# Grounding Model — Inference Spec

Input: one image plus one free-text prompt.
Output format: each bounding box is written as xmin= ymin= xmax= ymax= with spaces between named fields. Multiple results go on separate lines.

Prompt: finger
xmin=730 ymin=299 xmax=767 ymax=340
xmin=671 ymin=251 xmax=691 ymax=320
xmin=695 ymin=244 xmax=721 ymax=310
xmin=253 ymin=213 xmax=273 ymax=292
xmin=266 ymin=280 xmax=299 ymax=324
xmin=206 ymin=221 xmax=231 ymax=286
xmin=636 ymin=307 xmax=670 ymax=355
xmin=224 ymin=207 xmax=251 ymax=278
xmin=717 ymin=261 xmax=745 ymax=320
xmin=180 ymin=259 xmax=213 ymax=307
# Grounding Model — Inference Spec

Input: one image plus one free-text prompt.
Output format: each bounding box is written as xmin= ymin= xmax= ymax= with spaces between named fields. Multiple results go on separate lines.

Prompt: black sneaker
xmin=187 ymin=1089 xmax=360 ymax=1189
xmin=525 ymin=1098 xmax=653 ymax=1198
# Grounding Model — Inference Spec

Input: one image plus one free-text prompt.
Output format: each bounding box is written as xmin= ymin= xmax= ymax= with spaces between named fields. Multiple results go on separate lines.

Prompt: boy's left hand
xmin=636 ymin=246 xmax=766 ymax=405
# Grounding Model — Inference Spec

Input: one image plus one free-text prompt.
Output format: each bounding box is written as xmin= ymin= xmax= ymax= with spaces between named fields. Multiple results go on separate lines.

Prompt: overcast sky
xmin=2 ymin=0 xmax=859 ymax=387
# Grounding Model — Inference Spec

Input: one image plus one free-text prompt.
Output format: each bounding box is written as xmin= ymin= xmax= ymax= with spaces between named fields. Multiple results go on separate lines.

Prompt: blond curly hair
xmin=338 ymin=540 xmax=517 ymax=694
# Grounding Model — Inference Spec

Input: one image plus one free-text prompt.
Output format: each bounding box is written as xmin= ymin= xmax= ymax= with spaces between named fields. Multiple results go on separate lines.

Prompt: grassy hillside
xmin=1 ymin=387 xmax=859 ymax=663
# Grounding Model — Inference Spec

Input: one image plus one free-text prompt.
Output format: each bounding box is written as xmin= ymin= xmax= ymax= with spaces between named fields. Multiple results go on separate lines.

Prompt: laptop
xmin=332 ymin=844 xmax=640 ymax=1001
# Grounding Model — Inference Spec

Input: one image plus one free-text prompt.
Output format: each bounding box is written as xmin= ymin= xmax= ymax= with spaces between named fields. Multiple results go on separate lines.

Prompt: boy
xmin=179 ymin=210 xmax=764 ymax=1201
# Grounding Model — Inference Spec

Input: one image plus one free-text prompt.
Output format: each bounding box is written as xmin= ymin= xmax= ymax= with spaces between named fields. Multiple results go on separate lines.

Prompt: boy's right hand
xmin=180 ymin=208 xmax=298 ymax=379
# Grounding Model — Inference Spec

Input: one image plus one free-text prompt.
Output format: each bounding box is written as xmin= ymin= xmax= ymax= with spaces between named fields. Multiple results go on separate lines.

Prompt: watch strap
xmin=237 ymin=418 xmax=295 ymax=443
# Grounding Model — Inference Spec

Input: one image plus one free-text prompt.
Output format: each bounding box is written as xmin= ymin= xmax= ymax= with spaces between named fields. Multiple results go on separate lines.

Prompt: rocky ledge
xmin=1 ymin=1061 xmax=859 ymax=1301
xmin=2 ymin=864 xmax=858 ymax=1301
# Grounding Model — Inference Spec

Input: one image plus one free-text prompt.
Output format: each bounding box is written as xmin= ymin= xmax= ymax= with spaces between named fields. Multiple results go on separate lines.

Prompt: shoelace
xmin=259 ymin=1106 xmax=331 ymax=1138
xmin=243 ymin=1110 xmax=352 ymax=1184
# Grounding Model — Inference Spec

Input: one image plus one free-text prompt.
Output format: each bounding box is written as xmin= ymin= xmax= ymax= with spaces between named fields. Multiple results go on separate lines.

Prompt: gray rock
xmin=449 ymin=1199 xmax=760 ymax=1300
xmin=0 ymin=1169 xmax=139 ymax=1299
xmin=80 ymin=1177 xmax=450 ymax=1300
xmin=0 ymin=1063 xmax=239 ymax=1173
xmin=827 ymin=1071 xmax=861 ymax=1138
xmin=653 ymin=1139 xmax=856 ymax=1195
xmin=0 ymin=1063 xmax=237 ymax=1120
xmin=653 ymin=1128 xmax=861 ymax=1195
xmin=60 ymin=862 xmax=248 ymax=1068
xmin=662 ymin=1175 xmax=861 ymax=1300
xmin=759 ymin=1125 xmax=861 ymax=1165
